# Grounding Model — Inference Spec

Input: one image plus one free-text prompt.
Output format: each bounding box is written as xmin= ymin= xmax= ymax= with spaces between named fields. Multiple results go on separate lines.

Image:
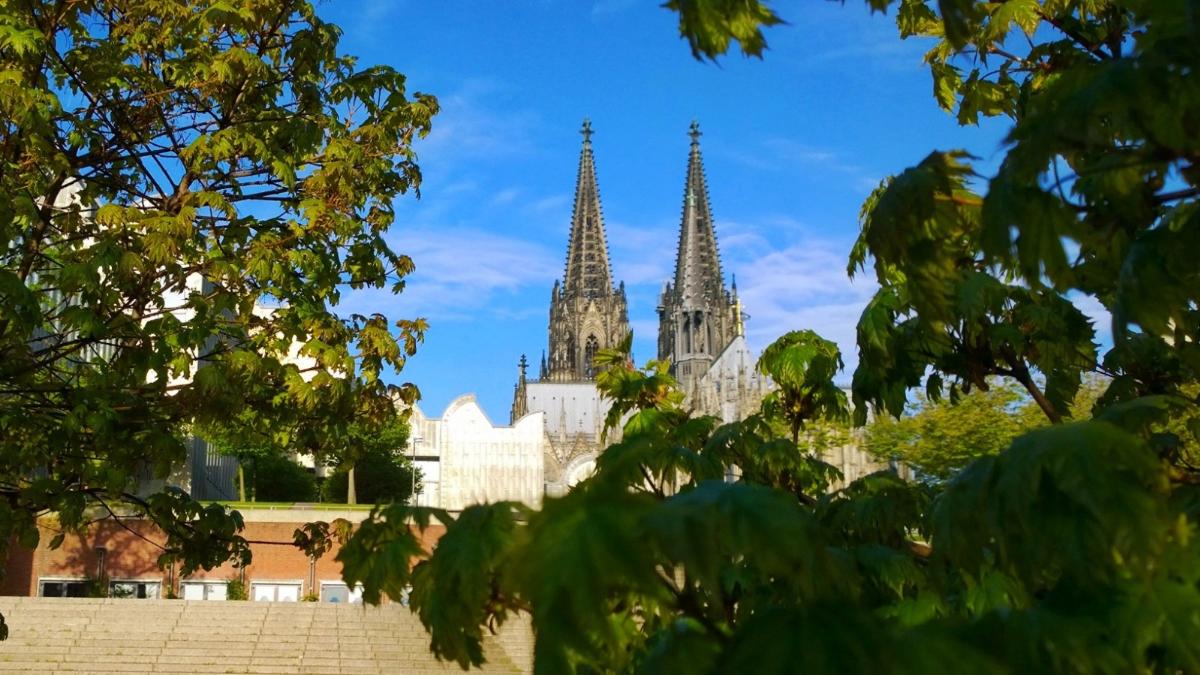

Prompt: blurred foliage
xmin=864 ymin=378 xmax=1109 ymax=479
xmin=337 ymin=1 xmax=1200 ymax=673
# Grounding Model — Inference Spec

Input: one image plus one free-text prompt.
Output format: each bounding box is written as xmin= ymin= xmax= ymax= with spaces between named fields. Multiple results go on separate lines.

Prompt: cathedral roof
xmin=562 ymin=119 xmax=616 ymax=299
xmin=671 ymin=121 xmax=726 ymax=308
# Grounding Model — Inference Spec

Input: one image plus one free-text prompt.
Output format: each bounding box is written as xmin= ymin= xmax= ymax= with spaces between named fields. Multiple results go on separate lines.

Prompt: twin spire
xmin=560 ymin=118 xmax=727 ymax=308
xmin=673 ymin=120 xmax=725 ymax=311
xmin=518 ymin=119 xmax=740 ymax=418
xmin=562 ymin=118 xmax=615 ymax=300
xmin=545 ymin=119 xmax=737 ymax=390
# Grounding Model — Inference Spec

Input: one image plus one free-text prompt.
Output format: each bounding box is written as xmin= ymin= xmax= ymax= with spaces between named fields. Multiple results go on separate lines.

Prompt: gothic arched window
xmin=584 ymin=335 xmax=599 ymax=377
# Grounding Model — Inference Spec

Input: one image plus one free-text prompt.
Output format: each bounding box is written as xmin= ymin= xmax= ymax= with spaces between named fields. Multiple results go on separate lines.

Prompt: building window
xmin=251 ymin=581 xmax=302 ymax=602
xmin=318 ymin=582 xmax=363 ymax=604
xmin=39 ymin=579 xmax=89 ymax=598
xmin=584 ymin=335 xmax=599 ymax=377
xmin=181 ymin=581 xmax=228 ymax=601
xmin=39 ymin=578 xmax=160 ymax=598
xmin=109 ymin=580 xmax=161 ymax=599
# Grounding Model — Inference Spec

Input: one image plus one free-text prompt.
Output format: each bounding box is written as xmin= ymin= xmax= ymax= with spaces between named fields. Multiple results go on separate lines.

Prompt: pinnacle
xmin=671 ymin=121 xmax=725 ymax=309
xmin=562 ymin=119 xmax=615 ymax=300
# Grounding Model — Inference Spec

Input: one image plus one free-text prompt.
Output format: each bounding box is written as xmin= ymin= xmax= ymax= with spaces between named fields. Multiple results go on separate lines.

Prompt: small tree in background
xmin=322 ymin=445 xmax=420 ymax=505
xmin=864 ymin=381 xmax=1044 ymax=480
xmin=251 ymin=454 xmax=319 ymax=503
xmin=321 ymin=415 xmax=419 ymax=505
xmin=757 ymin=330 xmax=850 ymax=444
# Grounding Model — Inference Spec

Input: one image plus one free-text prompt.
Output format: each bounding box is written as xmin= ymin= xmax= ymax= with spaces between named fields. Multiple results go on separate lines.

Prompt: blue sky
xmin=317 ymin=1 xmax=1016 ymax=422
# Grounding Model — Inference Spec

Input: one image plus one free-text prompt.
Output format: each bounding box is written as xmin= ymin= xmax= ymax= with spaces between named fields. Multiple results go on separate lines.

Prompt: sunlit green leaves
xmin=663 ymin=0 xmax=785 ymax=61
xmin=147 ymin=488 xmax=250 ymax=576
xmin=410 ymin=503 xmax=527 ymax=669
xmin=338 ymin=504 xmax=450 ymax=606
xmin=933 ymin=421 xmax=1169 ymax=588
xmin=509 ymin=485 xmax=662 ymax=672
xmin=0 ymin=0 xmax=435 ymax=582
xmin=757 ymin=330 xmax=849 ymax=441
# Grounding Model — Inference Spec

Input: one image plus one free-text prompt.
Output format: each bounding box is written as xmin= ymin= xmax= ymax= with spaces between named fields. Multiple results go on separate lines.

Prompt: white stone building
xmin=406 ymin=395 xmax=545 ymax=510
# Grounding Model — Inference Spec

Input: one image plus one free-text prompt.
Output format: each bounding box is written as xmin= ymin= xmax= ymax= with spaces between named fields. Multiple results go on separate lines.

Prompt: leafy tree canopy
xmin=0 ymin=0 xmax=432 ymax=599
xmin=864 ymin=379 xmax=1081 ymax=479
xmin=251 ymin=453 xmax=319 ymax=503
xmin=335 ymin=1 xmax=1200 ymax=673
xmin=322 ymin=415 xmax=420 ymax=505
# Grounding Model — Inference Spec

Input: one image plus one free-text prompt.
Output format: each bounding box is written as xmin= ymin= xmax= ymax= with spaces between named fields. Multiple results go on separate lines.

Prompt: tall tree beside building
xmin=339 ymin=1 xmax=1200 ymax=672
xmin=0 ymin=0 xmax=434 ymax=599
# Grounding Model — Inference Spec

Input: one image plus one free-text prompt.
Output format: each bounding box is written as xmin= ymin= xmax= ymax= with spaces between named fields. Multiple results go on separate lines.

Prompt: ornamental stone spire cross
xmin=539 ymin=120 xmax=630 ymax=382
xmin=657 ymin=122 xmax=737 ymax=394
xmin=673 ymin=121 xmax=723 ymax=309
xmin=562 ymin=118 xmax=613 ymax=299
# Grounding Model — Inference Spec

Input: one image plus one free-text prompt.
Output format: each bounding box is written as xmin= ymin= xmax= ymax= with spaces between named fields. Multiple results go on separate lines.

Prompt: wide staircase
xmin=0 ymin=597 xmax=532 ymax=674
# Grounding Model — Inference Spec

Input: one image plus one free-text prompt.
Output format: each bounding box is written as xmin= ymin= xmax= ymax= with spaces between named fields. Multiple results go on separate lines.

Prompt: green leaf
xmin=663 ymin=0 xmax=786 ymax=61
xmin=933 ymin=420 xmax=1169 ymax=588
xmin=410 ymin=503 xmax=526 ymax=669
xmin=510 ymin=485 xmax=661 ymax=671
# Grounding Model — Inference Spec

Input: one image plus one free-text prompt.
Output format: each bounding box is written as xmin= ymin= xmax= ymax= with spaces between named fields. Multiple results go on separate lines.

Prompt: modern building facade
xmin=406 ymin=395 xmax=545 ymax=510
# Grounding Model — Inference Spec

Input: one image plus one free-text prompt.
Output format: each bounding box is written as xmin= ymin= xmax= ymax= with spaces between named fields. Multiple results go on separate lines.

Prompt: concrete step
xmin=0 ymin=597 xmax=531 ymax=673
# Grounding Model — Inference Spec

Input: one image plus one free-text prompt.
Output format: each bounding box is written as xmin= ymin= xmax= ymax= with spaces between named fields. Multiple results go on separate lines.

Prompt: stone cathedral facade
xmin=542 ymin=120 xmax=630 ymax=383
xmin=511 ymin=121 xmax=774 ymax=496
xmin=405 ymin=121 xmax=887 ymax=511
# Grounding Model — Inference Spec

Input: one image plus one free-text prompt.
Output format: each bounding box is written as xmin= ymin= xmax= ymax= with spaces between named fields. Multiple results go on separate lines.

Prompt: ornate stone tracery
xmin=542 ymin=119 xmax=630 ymax=383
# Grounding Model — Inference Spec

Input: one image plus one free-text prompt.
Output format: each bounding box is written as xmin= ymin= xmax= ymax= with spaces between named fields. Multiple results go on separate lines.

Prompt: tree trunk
xmin=237 ymin=463 xmax=246 ymax=503
xmin=347 ymin=465 xmax=357 ymax=505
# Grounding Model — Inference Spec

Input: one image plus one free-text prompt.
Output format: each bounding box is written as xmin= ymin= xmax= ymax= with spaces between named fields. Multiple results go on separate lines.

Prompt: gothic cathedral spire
xmin=543 ymin=120 xmax=630 ymax=382
xmin=562 ymin=119 xmax=615 ymax=299
xmin=657 ymin=121 xmax=739 ymax=395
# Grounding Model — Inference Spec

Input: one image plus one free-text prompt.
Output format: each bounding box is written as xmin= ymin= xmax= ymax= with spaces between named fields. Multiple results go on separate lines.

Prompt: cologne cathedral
xmin=510 ymin=120 xmax=772 ymax=495
xmin=404 ymin=121 xmax=889 ymax=510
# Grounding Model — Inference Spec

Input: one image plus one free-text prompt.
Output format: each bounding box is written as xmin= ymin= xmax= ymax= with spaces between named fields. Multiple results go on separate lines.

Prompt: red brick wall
xmin=0 ymin=537 xmax=35 ymax=597
xmin=0 ymin=518 xmax=446 ymax=599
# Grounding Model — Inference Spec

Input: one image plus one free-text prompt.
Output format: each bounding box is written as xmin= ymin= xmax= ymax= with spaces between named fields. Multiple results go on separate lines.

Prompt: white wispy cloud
xmin=728 ymin=235 xmax=876 ymax=377
xmin=525 ymin=194 xmax=571 ymax=215
xmin=721 ymin=137 xmax=881 ymax=195
xmin=490 ymin=187 xmax=521 ymax=206
xmin=713 ymin=218 xmax=773 ymax=258
xmin=789 ymin=39 xmax=922 ymax=72
xmin=340 ymin=225 xmax=558 ymax=322
xmin=415 ymin=79 xmax=543 ymax=172
xmin=607 ymin=219 xmax=676 ymax=285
